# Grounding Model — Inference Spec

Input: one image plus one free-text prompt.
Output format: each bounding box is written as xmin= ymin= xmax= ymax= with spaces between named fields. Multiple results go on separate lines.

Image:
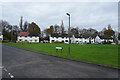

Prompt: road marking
xmin=10 ymin=75 xmax=14 ymax=78
xmin=2 ymin=66 xmax=15 ymax=78
xmin=8 ymin=73 xmax=14 ymax=78
xmin=4 ymin=68 xmax=7 ymax=72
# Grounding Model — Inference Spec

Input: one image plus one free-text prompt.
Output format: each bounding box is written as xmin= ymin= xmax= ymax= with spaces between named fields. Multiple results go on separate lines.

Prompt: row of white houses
xmin=0 ymin=30 xmax=119 ymax=44
xmin=49 ymin=34 xmax=114 ymax=44
xmin=16 ymin=32 xmax=117 ymax=44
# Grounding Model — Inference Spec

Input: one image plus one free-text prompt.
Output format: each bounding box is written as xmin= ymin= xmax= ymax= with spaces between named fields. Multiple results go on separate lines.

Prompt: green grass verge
xmin=3 ymin=43 xmax=119 ymax=67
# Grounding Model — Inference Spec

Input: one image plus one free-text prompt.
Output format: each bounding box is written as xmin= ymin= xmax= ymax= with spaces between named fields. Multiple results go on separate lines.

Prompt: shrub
xmin=102 ymin=41 xmax=112 ymax=44
xmin=54 ymin=41 xmax=64 ymax=43
xmin=2 ymin=40 xmax=9 ymax=43
xmin=16 ymin=41 xmax=29 ymax=43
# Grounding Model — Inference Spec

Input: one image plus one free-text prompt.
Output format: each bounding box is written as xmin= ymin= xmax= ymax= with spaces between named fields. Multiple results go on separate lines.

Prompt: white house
xmin=50 ymin=34 xmax=95 ymax=44
xmin=97 ymin=35 xmax=113 ymax=43
xmin=0 ymin=35 xmax=3 ymax=41
xmin=71 ymin=35 xmax=95 ymax=44
xmin=50 ymin=34 xmax=69 ymax=44
xmin=49 ymin=33 xmax=114 ymax=44
xmin=118 ymin=40 xmax=120 ymax=44
xmin=95 ymin=36 xmax=102 ymax=43
xmin=17 ymin=32 xmax=39 ymax=43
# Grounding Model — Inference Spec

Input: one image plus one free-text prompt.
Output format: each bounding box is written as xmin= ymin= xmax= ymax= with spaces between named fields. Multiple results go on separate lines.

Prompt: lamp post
xmin=11 ymin=25 xmax=13 ymax=42
xmin=66 ymin=12 xmax=70 ymax=56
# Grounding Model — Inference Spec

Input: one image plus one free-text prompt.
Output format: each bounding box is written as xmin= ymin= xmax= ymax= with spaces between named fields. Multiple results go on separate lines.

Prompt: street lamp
xmin=66 ymin=12 xmax=70 ymax=56
xmin=11 ymin=25 xmax=13 ymax=42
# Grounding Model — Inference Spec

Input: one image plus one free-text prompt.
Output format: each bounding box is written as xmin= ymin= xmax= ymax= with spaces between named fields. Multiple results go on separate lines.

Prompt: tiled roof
xmin=51 ymin=33 xmax=72 ymax=37
xmin=98 ymin=35 xmax=113 ymax=39
xmin=74 ymin=34 xmax=83 ymax=38
xmin=29 ymin=33 xmax=39 ymax=37
xmin=18 ymin=32 xmax=29 ymax=36
xmin=51 ymin=33 xmax=113 ymax=39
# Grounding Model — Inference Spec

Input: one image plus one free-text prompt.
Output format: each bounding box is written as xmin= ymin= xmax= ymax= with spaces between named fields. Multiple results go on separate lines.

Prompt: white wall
xmin=0 ymin=35 xmax=3 ymax=40
xmin=71 ymin=35 xmax=94 ymax=44
xmin=75 ymin=38 xmax=94 ymax=44
xmin=100 ymin=39 xmax=113 ymax=42
xmin=108 ymin=39 xmax=113 ymax=42
xmin=118 ymin=40 xmax=120 ymax=44
xmin=17 ymin=36 xmax=39 ymax=43
xmin=91 ymin=39 xmax=95 ymax=43
xmin=50 ymin=37 xmax=69 ymax=44
xmin=95 ymin=36 xmax=101 ymax=43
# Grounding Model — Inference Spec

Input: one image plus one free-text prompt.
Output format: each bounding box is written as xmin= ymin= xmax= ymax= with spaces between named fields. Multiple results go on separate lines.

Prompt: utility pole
xmin=11 ymin=25 xmax=12 ymax=42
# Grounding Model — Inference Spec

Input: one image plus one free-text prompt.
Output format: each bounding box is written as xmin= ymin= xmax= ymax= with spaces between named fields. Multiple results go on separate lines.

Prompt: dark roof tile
xmin=18 ymin=32 xmax=29 ymax=36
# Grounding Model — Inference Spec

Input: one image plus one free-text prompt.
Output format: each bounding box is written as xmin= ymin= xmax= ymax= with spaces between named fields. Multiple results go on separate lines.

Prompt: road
xmin=2 ymin=45 xmax=118 ymax=78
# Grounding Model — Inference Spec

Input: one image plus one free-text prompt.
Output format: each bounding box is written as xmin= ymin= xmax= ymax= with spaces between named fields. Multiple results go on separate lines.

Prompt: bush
xmin=16 ymin=41 xmax=29 ymax=43
xmin=108 ymin=41 xmax=112 ymax=44
xmin=102 ymin=41 xmax=112 ymax=44
xmin=54 ymin=41 xmax=64 ymax=43
xmin=2 ymin=40 xmax=9 ymax=43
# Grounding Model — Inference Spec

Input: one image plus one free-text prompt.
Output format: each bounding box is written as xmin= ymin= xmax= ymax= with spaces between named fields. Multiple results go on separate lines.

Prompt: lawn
xmin=3 ymin=43 xmax=119 ymax=67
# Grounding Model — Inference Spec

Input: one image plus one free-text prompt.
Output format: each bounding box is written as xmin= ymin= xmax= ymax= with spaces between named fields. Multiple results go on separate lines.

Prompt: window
xmin=62 ymin=40 xmax=64 ymax=42
xmin=76 ymin=41 xmax=78 ymax=43
xmin=25 ymin=40 xmax=27 ymax=41
xmin=65 ymin=40 xmax=68 ymax=42
xmin=52 ymin=40 xmax=54 ymax=42
xmin=25 ymin=36 xmax=27 ymax=37
xmin=35 ymin=40 xmax=37 ymax=42
xmin=19 ymin=39 xmax=22 ymax=41
xmin=20 ymin=36 xmax=22 ymax=37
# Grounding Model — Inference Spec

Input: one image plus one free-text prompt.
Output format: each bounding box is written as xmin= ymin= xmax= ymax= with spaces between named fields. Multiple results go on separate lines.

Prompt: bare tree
xmin=54 ymin=24 xmax=60 ymax=33
xmin=23 ymin=21 xmax=28 ymax=32
xmin=19 ymin=16 xmax=23 ymax=31
xmin=70 ymin=27 xmax=79 ymax=35
xmin=61 ymin=20 xmax=64 ymax=34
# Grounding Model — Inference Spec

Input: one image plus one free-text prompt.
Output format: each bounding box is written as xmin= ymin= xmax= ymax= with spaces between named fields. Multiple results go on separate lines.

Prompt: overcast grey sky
xmin=1 ymin=2 xmax=118 ymax=31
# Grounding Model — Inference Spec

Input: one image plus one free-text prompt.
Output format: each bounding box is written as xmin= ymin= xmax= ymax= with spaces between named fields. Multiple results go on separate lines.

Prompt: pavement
xmin=2 ymin=45 xmax=119 ymax=78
